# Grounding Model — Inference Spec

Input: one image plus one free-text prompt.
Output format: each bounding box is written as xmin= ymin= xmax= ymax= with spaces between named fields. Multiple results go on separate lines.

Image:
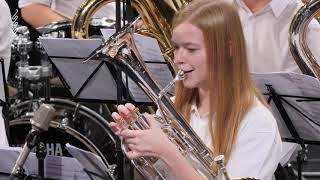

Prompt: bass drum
xmin=8 ymin=98 xmax=117 ymax=178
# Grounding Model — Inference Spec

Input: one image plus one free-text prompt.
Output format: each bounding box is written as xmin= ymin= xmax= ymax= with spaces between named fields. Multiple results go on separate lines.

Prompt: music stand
xmin=38 ymin=37 xmax=174 ymax=104
xmin=252 ymin=72 xmax=320 ymax=180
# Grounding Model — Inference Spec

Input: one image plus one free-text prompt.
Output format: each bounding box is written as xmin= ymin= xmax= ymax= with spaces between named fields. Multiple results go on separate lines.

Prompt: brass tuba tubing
xmin=289 ymin=0 xmax=320 ymax=80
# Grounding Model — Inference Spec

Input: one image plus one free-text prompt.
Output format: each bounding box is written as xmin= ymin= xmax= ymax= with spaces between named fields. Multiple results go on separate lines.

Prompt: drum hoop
xmin=9 ymin=98 xmax=116 ymax=170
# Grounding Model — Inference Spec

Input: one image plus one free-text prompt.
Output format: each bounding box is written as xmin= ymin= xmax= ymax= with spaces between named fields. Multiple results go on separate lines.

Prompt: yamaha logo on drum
xmin=12 ymin=143 xmax=64 ymax=156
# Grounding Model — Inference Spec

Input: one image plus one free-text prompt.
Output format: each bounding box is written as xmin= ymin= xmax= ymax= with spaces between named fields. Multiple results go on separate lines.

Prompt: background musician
xmin=0 ymin=0 xmax=14 ymax=146
xmin=233 ymin=0 xmax=320 ymax=177
xmin=19 ymin=0 xmax=116 ymax=28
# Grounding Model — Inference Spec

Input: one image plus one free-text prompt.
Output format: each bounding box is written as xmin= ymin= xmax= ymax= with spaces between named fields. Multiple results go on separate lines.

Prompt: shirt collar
xmin=269 ymin=0 xmax=291 ymax=18
xmin=234 ymin=0 xmax=291 ymax=18
xmin=191 ymin=103 xmax=209 ymax=118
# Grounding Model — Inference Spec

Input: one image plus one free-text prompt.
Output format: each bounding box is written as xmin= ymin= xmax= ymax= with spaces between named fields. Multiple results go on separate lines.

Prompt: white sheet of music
xmin=0 ymin=146 xmax=90 ymax=179
xmin=101 ymin=28 xmax=174 ymax=103
xmin=65 ymin=143 xmax=111 ymax=180
xmin=124 ymin=63 xmax=174 ymax=103
xmin=252 ymin=72 xmax=320 ymax=142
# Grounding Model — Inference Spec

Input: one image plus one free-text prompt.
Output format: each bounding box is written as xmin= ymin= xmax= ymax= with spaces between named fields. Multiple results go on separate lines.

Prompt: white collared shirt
xmin=190 ymin=99 xmax=282 ymax=180
xmin=18 ymin=0 xmax=116 ymax=20
xmin=234 ymin=0 xmax=320 ymax=73
xmin=0 ymin=0 xmax=13 ymax=146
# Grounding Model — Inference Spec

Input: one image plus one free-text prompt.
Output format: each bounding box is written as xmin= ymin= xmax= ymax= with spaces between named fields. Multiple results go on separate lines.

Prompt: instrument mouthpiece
xmin=176 ymin=70 xmax=185 ymax=81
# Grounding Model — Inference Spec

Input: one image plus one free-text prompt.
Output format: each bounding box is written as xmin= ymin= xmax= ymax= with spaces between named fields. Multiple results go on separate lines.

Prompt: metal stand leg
xmin=36 ymin=142 xmax=47 ymax=180
xmin=297 ymin=147 xmax=308 ymax=180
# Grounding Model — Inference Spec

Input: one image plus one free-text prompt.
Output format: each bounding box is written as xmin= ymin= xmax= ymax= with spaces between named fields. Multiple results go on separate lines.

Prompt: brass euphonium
xmin=289 ymin=0 xmax=320 ymax=80
xmin=84 ymin=17 xmax=260 ymax=180
xmin=72 ymin=0 xmax=192 ymax=71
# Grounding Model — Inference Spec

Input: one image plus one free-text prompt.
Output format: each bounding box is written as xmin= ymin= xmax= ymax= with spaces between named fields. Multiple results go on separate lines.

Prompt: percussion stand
xmin=265 ymin=85 xmax=320 ymax=180
xmin=36 ymin=142 xmax=47 ymax=180
xmin=14 ymin=27 xmax=33 ymax=101
xmin=10 ymin=130 xmax=42 ymax=180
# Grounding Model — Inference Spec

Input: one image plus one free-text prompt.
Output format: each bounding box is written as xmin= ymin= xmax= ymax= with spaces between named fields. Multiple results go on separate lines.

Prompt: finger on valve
xmin=111 ymin=111 xmax=129 ymax=130
xmin=109 ymin=121 xmax=121 ymax=135
xmin=125 ymin=104 xmax=151 ymax=129
xmin=117 ymin=105 xmax=138 ymax=128
xmin=124 ymin=103 xmax=150 ymax=130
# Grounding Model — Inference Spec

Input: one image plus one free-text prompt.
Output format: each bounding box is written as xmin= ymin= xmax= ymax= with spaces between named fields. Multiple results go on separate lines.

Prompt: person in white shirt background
xmin=234 ymin=0 xmax=320 ymax=73
xmin=233 ymin=0 xmax=320 ymax=176
xmin=0 ymin=0 xmax=14 ymax=146
xmin=110 ymin=0 xmax=282 ymax=179
xmin=18 ymin=0 xmax=116 ymax=28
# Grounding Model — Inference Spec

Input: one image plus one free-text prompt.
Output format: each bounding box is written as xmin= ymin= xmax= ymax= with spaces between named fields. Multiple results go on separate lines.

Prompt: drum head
xmin=8 ymin=98 xmax=117 ymax=168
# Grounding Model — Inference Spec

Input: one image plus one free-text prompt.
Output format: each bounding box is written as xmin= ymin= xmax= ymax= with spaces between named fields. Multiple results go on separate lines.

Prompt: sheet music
xmin=65 ymin=144 xmax=112 ymax=180
xmin=0 ymin=146 xmax=90 ymax=180
xmin=123 ymin=63 xmax=174 ymax=103
xmin=39 ymin=37 xmax=104 ymax=58
xmin=252 ymin=72 xmax=320 ymax=142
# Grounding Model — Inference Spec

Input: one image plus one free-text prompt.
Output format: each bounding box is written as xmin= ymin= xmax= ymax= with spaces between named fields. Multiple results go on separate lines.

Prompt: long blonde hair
xmin=173 ymin=0 xmax=267 ymax=163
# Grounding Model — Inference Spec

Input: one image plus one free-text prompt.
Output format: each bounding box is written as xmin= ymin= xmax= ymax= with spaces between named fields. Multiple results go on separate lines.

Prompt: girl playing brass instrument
xmin=111 ymin=0 xmax=282 ymax=179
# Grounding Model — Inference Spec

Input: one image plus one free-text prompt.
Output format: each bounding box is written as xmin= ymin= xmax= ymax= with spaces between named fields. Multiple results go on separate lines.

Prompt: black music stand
xmin=38 ymin=37 xmax=174 ymax=104
xmin=252 ymin=72 xmax=320 ymax=180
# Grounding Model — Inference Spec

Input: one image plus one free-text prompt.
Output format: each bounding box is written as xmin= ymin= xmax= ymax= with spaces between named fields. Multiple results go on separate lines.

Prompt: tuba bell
xmin=71 ymin=0 xmax=192 ymax=71
xmin=289 ymin=0 xmax=320 ymax=80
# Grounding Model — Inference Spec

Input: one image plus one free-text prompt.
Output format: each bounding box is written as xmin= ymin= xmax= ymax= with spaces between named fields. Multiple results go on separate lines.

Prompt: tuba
xmin=289 ymin=0 xmax=320 ymax=80
xmin=71 ymin=0 xmax=192 ymax=71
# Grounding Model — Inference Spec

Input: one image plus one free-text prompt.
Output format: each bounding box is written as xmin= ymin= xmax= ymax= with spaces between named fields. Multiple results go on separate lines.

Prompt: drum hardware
xmin=36 ymin=142 xmax=47 ymax=180
xmin=37 ymin=20 xmax=71 ymax=38
xmin=10 ymin=27 xmax=53 ymax=101
xmin=10 ymin=104 xmax=55 ymax=180
xmin=8 ymin=26 xmax=118 ymax=179
xmin=36 ymin=18 xmax=116 ymax=39
xmin=8 ymin=98 xmax=118 ymax=179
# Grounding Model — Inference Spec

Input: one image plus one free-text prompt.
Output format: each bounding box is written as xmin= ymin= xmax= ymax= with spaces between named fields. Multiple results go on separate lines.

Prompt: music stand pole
xmin=115 ymin=1 xmax=125 ymax=180
xmin=266 ymin=84 xmax=306 ymax=180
